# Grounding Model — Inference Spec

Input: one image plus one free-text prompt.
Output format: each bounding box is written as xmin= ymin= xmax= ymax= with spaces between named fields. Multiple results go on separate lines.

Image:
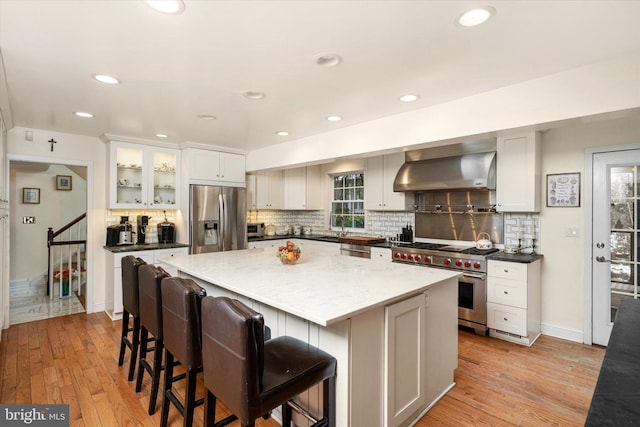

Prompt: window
xmin=331 ymin=173 xmax=365 ymax=230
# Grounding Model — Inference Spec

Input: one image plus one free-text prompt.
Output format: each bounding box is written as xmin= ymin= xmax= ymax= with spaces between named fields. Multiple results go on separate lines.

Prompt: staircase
xmin=47 ymin=213 xmax=87 ymax=298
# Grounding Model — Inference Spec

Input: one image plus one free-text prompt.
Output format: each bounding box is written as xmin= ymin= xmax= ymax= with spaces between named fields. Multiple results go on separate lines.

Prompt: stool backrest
xmin=121 ymin=256 xmax=146 ymax=316
xmin=201 ymin=296 xmax=265 ymax=424
xmin=161 ymin=277 xmax=206 ymax=370
xmin=138 ymin=264 xmax=170 ymax=337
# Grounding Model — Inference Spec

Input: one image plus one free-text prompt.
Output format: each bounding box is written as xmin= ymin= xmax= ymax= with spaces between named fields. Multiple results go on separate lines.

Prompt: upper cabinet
xmin=253 ymin=170 xmax=284 ymax=210
xmin=185 ymin=148 xmax=245 ymax=185
xmin=365 ymin=153 xmax=414 ymax=211
xmin=496 ymin=131 xmax=541 ymax=212
xmin=107 ymin=141 xmax=180 ymax=210
xmin=283 ymin=165 xmax=322 ymax=210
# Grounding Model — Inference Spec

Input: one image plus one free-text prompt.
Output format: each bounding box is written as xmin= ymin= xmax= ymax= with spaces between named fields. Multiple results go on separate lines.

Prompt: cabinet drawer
xmin=114 ymin=250 xmax=155 ymax=266
xmin=154 ymin=247 xmax=188 ymax=261
xmin=488 ymin=260 xmax=527 ymax=281
xmin=487 ymin=277 xmax=527 ymax=308
xmin=487 ymin=302 xmax=527 ymax=336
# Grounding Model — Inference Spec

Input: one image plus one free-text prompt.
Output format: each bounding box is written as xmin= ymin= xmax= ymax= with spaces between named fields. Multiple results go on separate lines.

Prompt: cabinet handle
xmin=503 ymin=317 xmax=508 ymax=321
xmin=503 ymin=269 xmax=509 ymax=273
xmin=503 ymin=291 xmax=508 ymax=294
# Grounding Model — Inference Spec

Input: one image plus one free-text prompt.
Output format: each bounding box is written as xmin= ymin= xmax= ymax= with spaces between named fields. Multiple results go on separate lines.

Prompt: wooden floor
xmin=0 ymin=312 xmax=605 ymax=426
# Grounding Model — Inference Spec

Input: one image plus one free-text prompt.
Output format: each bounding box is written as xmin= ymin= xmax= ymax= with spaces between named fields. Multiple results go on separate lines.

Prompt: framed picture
xmin=56 ymin=175 xmax=72 ymax=191
xmin=547 ymin=172 xmax=580 ymax=207
xmin=22 ymin=188 xmax=40 ymax=204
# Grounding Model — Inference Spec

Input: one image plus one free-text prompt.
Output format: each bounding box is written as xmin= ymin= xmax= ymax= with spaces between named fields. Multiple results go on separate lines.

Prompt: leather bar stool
xmin=201 ymin=296 xmax=337 ymax=427
xmin=135 ymin=264 xmax=171 ymax=415
xmin=118 ymin=255 xmax=146 ymax=381
xmin=160 ymin=277 xmax=207 ymax=427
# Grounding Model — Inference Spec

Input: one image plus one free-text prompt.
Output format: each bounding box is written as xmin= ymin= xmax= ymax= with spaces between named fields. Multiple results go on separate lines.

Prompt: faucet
xmin=336 ymin=216 xmax=348 ymax=237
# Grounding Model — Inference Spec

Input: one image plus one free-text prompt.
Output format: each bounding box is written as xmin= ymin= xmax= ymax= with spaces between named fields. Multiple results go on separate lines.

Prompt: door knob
xmin=596 ymin=242 xmax=605 ymax=249
xmin=595 ymin=256 xmax=611 ymax=263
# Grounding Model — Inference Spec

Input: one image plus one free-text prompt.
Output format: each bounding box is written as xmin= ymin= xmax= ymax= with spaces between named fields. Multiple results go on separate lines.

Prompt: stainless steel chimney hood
xmin=393 ymin=151 xmax=496 ymax=192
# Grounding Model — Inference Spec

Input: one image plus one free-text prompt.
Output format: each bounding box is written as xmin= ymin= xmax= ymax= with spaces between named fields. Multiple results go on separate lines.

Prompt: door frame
xmin=5 ymin=153 xmax=94 ymax=323
xmin=584 ymin=142 xmax=640 ymax=345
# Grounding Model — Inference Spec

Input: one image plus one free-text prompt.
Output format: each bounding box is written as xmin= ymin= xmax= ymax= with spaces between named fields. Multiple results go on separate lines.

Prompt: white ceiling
xmin=1 ymin=0 xmax=640 ymax=152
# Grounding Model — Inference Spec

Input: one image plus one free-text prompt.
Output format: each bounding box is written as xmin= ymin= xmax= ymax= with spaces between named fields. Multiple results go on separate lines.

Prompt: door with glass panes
xmin=593 ymin=149 xmax=640 ymax=345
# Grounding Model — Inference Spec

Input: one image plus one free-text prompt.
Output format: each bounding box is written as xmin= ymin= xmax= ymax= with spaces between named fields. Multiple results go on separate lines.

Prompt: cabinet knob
xmin=503 ymin=291 xmax=508 ymax=294
xmin=503 ymin=317 xmax=508 ymax=321
xmin=503 ymin=269 xmax=509 ymax=273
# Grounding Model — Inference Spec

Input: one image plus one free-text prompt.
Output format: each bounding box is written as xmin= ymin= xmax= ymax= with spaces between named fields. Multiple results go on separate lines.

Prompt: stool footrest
xmin=286 ymin=399 xmax=327 ymax=426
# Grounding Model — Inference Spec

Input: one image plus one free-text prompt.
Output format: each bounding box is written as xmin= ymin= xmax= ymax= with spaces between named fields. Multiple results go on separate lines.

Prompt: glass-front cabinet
xmin=108 ymin=141 xmax=180 ymax=209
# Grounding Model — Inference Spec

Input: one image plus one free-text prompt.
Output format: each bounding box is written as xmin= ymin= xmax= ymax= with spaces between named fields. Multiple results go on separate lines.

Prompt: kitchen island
xmin=161 ymin=247 xmax=460 ymax=427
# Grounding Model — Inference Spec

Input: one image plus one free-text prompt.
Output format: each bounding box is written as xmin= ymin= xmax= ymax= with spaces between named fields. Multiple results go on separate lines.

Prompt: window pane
xmin=354 ymin=202 xmax=364 ymax=214
xmin=346 ymin=175 xmax=355 ymax=187
xmin=334 ymin=189 xmax=344 ymax=200
xmin=354 ymin=215 xmax=365 ymax=228
xmin=345 ymin=188 xmax=355 ymax=200
xmin=611 ymin=201 xmax=634 ymax=229
xmin=332 ymin=203 xmax=343 ymax=215
xmin=611 ymin=232 xmax=632 ymax=261
xmin=334 ymin=175 xmax=345 ymax=188
xmin=343 ymin=216 xmax=353 ymax=227
xmin=356 ymin=174 xmax=364 ymax=186
xmin=355 ymin=188 xmax=364 ymax=200
xmin=611 ymin=262 xmax=632 ymax=284
xmin=611 ymin=167 xmax=634 ymax=199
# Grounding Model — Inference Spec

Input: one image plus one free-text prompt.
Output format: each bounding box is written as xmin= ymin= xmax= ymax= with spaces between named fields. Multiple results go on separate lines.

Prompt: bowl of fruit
xmin=277 ymin=241 xmax=301 ymax=265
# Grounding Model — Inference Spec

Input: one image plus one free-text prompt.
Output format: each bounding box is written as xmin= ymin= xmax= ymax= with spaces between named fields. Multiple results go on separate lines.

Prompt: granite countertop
xmin=161 ymin=248 xmax=460 ymax=327
xmin=104 ymin=242 xmax=189 ymax=253
xmin=487 ymin=252 xmax=544 ymax=263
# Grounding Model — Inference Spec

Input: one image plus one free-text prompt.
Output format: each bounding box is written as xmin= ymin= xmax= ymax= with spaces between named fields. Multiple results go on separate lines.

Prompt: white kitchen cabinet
xmin=371 ymin=246 xmax=391 ymax=262
xmin=107 ymin=141 xmax=180 ymax=210
xmin=365 ymin=153 xmax=414 ymax=211
xmin=284 ymin=165 xmax=322 ymax=210
xmin=487 ymin=259 xmax=541 ymax=346
xmin=186 ymin=148 xmax=245 ymax=184
xmin=247 ymin=239 xmax=286 ymax=250
xmin=297 ymin=239 xmax=340 ymax=255
xmin=105 ymin=246 xmax=188 ymax=320
xmin=255 ymin=170 xmax=284 ymax=209
xmin=496 ymin=131 xmax=541 ymax=212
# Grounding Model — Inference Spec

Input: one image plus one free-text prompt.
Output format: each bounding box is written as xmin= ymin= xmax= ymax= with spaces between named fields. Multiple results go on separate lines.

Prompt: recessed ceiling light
xmin=326 ymin=116 xmax=342 ymax=122
xmin=314 ymin=53 xmax=343 ymax=67
xmin=276 ymin=131 xmax=289 ymax=136
xmin=155 ymin=133 xmax=169 ymax=138
xmin=92 ymin=74 xmax=121 ymax=85
xmin=74 ymin=111 xmax=94 ymax=118
xmin=399 ymin=94 xmax=419 ymax=102
xmin=197 ymin=114 xmax=216 ymax=121
xmin=146 ymin=0 xmax=185 ymax=15
xmin=457 ymin=7 xmax=495 ymax=27
xmin=242 ymin=91 xmax=266 ymax=100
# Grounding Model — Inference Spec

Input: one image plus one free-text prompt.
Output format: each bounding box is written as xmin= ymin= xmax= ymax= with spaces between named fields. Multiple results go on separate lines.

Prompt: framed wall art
xmin=56 ymin=175 xmax=72 ymax=190
xmin=547 ymin=172 xmax=580 ymax=207
xmin=22 ymin=188 xmax=40 ymax=204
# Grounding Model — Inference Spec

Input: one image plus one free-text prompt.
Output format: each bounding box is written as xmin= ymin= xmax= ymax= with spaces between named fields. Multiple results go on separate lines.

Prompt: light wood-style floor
xmin=0 ymin=312 xmax=605 ymax=426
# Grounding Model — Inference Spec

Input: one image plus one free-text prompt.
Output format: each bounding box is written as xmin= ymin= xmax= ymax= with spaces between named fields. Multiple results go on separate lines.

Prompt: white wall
xmin=10 ymin=164 xmax=86 ymax=281
xmin=540 ymin=114 xmax=640 ymax=340
xmin=7 ymin=127 xmax=106 ymax=314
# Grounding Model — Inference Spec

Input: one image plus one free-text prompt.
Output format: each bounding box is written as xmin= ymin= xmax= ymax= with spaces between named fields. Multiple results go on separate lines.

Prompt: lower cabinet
xmin=371 ymin=246 xmax=391 ymax=262
xmin=105 ymin=246 xmax=188 ymax=320
xmin=487 ymin=259 xmax=541 ymax=346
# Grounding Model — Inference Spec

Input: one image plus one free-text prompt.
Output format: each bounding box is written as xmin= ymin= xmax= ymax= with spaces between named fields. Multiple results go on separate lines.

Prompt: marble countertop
xmin=161 ymin=248 xmax=460 ymax=327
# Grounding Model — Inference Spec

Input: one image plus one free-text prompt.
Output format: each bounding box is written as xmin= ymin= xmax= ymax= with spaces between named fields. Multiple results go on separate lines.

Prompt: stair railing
xmin=47 ymin=213 xmax=87 ymax=299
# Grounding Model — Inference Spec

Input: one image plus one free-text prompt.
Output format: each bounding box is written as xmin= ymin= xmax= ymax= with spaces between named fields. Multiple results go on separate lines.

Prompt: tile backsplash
xmin=503 ymin=212 xmax=540 ymax=251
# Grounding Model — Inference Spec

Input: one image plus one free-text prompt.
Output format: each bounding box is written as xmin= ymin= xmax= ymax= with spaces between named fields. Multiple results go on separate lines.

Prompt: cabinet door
xmin=256 ymin=171 xmax=283 ymax=209
xmin=383 ymin=152 xmax=413 ymax=210
xmin=151 ymin=148 xmax=179 ymax=209
xmin=111 ymin=142 xmax=147 ymax=208
xmin=284 ymin=167 xmax=306 ymax=209
xmin=384 ymin=293 xmax=426 ymax=427
xmin=219 ymin=152 xmax=245 ymax=183
xmin=496 ymin=132 xmax=541 ymax=212
xmin=305 ymin=165 xmax=323 ymax=210
xmin=189 ymin=149 xmax=221 ymax=182
xmin=364 ymin=156 xmax=385 ymax=210
xmin=487 ymin=302 xmax=527 ymax=336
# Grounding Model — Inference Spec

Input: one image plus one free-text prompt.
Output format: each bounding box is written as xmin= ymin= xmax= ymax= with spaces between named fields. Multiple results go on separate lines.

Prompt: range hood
xmin=393 ymin=151 xmax=496 ymax=192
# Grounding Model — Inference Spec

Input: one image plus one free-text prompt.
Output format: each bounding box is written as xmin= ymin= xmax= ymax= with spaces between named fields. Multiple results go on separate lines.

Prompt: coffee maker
xmin=118 ymin=216 xmax=133 ymax=245
xmin=137 ymin=215 xmax=150 ymax=244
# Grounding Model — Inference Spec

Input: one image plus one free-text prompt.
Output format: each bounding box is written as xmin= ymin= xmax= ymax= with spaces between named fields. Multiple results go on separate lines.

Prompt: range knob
xmin=401 ymin=253 xmax=407 ymax=260
xmin=464 ymin=261 xmax=471 ymax=268
xmin=425 ymin=256 xmax=431 ymax=263
xmin=394 ymin=253 xmax=400 ymax=259
xmin=407 ymin=255 xmax=413 ymax=261
xmin=455 ymin=260 xmax=463 ymax=267
xmin=414 ymin=255 xmax=421 ymax=262
xmin=473 ymin=262 xmax=481 ymax=269
xmin=443 ymin=258 xmax=451 ymax=266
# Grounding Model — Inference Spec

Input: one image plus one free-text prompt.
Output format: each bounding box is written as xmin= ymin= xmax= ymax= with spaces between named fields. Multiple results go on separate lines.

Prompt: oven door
xmin=458 ymin=272 xmax=487 ymax=334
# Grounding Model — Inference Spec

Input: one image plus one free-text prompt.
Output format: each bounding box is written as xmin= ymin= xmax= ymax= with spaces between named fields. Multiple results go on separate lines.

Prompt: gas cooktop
xmin=391 ymin=242 xmax=499 ymax=272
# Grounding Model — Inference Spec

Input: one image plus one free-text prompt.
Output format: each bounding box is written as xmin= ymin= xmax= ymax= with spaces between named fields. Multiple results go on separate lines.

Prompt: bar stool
xmin=160 ymin=277 xmax=207 ymax=427
xmin=135 ymin=263 xmax=171 ymax=415
xmin=201 ymin=296 xmax=337 ymax=427
xmin=118 ymin=255 xmax=146 ymax=381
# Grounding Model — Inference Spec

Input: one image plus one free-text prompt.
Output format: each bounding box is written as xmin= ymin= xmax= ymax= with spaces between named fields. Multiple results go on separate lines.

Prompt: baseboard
xmin=90 ymin=302 xmax=105 ymax=315
xmin=541 ymin=322 xmax=584 ymax=343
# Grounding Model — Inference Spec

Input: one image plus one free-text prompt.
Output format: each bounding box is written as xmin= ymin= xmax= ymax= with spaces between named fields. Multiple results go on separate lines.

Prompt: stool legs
xmin=161 ymin=349 xmax=204 ymax=427
xmin=118 ymin=310 xmax=141 ymax=381
xmin=135 ymin=327 xmax=164 ymax=414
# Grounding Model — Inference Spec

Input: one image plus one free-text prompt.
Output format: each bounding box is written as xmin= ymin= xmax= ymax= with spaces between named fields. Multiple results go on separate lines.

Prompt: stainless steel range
xmin=392 ymin=242 xmax=499 ymax=335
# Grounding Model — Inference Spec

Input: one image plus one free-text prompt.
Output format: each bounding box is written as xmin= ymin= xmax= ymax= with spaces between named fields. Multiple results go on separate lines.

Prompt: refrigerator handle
xmin=219 ymin=193 xmax=225 ymax=251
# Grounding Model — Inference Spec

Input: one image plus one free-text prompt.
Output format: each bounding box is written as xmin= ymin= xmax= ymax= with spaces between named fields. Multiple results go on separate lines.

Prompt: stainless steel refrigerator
xmin=190 ymin=185 xmax=247 ymax=254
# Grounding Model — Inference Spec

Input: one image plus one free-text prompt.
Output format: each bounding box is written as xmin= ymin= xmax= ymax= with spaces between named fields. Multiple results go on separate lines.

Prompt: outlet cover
xmin=23 ymin=216 xmax=35 ymax=224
